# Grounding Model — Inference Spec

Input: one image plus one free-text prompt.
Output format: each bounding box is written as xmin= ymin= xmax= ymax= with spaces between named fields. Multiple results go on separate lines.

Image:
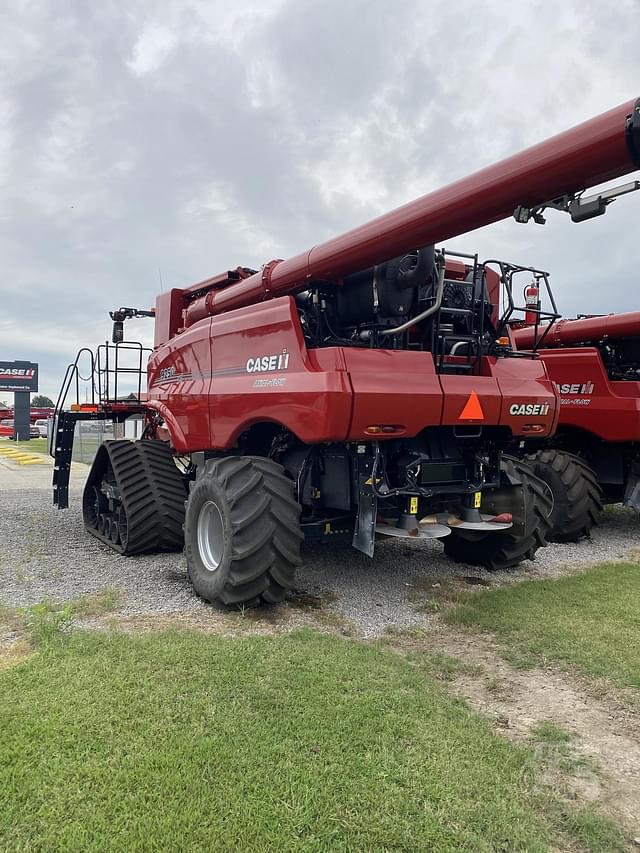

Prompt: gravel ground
xmin=1 ymin=461 xmax=639 ymax=638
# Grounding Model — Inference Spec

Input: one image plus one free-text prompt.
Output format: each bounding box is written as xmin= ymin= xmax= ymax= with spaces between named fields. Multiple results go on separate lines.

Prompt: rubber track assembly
xmin=82 ymin=439 xmax=187 ymax=555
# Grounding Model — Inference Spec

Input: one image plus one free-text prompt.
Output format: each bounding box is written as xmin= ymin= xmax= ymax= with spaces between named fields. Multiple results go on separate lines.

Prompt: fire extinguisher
xmin=524 ymin=280 xmax=540 ymax=326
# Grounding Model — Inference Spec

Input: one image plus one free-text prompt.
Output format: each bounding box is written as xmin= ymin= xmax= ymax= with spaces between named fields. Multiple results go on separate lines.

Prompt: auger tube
xmin=512 ymin=310 xmax=640 ymax=349
xmin=183 ymin=97 xmax=640 ymax=327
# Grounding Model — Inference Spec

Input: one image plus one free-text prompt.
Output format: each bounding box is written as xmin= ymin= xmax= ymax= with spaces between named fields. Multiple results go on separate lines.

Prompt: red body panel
xmin=488 ymin=355 xmax=559 ymax=434
xmin=439 ymin=375 xmax=502 ymax=426
xmin=342 ymin=348 xmax=443 ymax=437
xmin=206 ymin=301 xmax=351 ymax=447
xmin=526 ymin=348 xmax=640 ymax=442
xmin=148 ymin=297 xmax=558 ymax=452
xmin=147 ymin=320 xmax=213 ymax=452
xmin=154 ymin=289 xmax=185 ymax=350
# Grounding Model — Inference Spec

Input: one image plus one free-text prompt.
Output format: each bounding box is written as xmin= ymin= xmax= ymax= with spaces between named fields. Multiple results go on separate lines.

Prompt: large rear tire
xmin=527 ymin=449 xmax=602 ymax=542
xmin=184 ymin=456 xmax=302 ymax=606
xmin=443 ymin=455 xmax=553 ymax=571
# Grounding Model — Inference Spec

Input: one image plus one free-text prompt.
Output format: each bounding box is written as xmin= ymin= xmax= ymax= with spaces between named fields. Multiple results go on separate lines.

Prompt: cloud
xmin=0 ymin=0 xmax=638 ymax=400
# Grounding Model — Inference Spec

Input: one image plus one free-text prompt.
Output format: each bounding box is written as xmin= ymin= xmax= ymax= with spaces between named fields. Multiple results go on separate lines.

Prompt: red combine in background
xmin=0 ymin=407 xmax=55 ymax=423
xmin=51 ymin=97 xmax=640 ymax=605
xmin=511 ymin=311 xmax=640 ymax=541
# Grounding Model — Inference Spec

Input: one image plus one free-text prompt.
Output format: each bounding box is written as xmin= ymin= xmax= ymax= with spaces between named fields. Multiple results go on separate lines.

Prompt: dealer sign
xmin=0 ymin=361 xmax=38 ymax=393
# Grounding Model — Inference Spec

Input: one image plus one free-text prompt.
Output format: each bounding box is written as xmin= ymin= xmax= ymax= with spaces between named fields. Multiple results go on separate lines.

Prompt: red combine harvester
xmin=511 ymin=310 xmax=640 ymax=541
xmin=52 ymin=98 xmax=640 ymax=605
xmin=1 ymin=407 xmax=55 ymax=423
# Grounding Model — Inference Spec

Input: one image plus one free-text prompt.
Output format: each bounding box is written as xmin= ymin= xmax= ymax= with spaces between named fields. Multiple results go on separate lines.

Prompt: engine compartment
xmin=293 ymin=247 xmax=503 ymax=372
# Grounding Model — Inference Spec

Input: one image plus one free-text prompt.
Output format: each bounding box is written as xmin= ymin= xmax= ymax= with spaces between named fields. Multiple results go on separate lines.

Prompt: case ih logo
xmin=553 ymin=381 xmax=595 ymax=395
xmin=509 ymin=403 xmax=550 ymax=416
xmin=553 ymin=380 xmax=594 ymax=406
xmin=0 ymin=361 xmax=38 ymax=392
xmin=0 ymin=368 xmax=35 ymax=379
xmin=246 ymin=351 xmax=290 ymax=373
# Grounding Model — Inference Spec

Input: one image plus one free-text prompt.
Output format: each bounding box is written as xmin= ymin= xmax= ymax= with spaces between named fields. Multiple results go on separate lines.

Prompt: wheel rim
xmin=116 ymin=505 xmax=128 ymax=548
xmin=85 ymin=486 xmax=105 ymax=529
xmin=197 ymin=500 xmax=225 ymax=572
xmin=110 ymin=513 xmax=120 ymax=544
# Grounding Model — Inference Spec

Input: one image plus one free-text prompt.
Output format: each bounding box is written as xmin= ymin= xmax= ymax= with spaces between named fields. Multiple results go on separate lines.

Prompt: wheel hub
xmin=197 ymin=500 xmax=225 ymax=572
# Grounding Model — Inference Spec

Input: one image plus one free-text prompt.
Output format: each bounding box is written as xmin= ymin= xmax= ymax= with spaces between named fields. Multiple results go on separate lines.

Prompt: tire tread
xmin=443 ymin=455 xmax=553 ymax=571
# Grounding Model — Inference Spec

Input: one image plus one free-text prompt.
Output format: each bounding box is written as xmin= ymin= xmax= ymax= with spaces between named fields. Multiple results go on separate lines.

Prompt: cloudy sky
xmin=1 ymin=0 xmax=639 ymax=401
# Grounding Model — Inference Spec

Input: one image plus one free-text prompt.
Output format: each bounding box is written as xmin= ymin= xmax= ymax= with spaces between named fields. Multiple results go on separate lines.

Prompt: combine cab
xmin=51 ymin=97 xmax=640 ymax=605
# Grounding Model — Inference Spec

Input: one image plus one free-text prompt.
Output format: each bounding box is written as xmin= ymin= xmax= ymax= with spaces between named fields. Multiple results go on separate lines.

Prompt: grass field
xmin=448 ymin=562 xmax=640 ymax=691
xmin=1 ymin=437 xmax=48 ymax=454
xmin=0 ymin=626 xmax=623 ymax=852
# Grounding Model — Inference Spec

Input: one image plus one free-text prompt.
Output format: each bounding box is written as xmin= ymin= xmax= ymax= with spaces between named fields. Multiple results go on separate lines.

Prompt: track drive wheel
xmin=82 ymin=439 xmax=187 ymax=555
xmin=443 ymin=455 xmax=553 ymax=571
xmin=184 ymin=456 xmax=302 ymax=606
xmin=527 ymin=449 xmax=602 ymax=542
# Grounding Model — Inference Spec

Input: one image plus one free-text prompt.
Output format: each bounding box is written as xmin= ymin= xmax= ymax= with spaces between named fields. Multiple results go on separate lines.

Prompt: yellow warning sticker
xmin=474 ymin=492 xmax=481 ymax=509
xmin=409 ymin=497 xmax=419 ymax=515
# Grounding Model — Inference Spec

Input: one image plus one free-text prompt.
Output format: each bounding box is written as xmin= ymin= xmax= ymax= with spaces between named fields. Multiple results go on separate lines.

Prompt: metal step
xmin=52 ymin=411 xmax=76 ymax=509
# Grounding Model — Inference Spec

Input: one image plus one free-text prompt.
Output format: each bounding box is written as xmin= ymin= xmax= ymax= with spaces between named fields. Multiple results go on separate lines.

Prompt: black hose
xmin=395 ymin=245 xmax=436 ymax=290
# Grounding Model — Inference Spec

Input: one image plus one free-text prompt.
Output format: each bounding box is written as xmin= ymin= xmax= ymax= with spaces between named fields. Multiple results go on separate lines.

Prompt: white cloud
xmin=128 ymin=22 xmax=179 ymax=76
xmin=0 ymin=0 xmax=638 ymax=404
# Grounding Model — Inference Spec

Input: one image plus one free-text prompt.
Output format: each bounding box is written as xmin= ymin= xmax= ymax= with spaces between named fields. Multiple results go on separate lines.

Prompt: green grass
xmin=0 ymin=602 xmax=22 ymax=632
xmin=529 ymin=721 xmax=597 ymax=777
xmin=1 ymin=437 xmax=48 ymax=454
xmin=67 ymin=588 xmax=123 ymax=617
xmin=0 ymin=629 xmax=623 ymax=852
xmin=0 ymin=590 xmax=122 ymax=647
xmin=530 ymin=720 xmax=573 ymax=745
xmin=447 ymin=562 xmax=640 ymax=691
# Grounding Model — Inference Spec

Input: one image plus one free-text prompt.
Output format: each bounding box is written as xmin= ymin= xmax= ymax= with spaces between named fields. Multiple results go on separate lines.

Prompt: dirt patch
xmin=89 ymin=588 xmax=356 ymax=638
xmin=415 ymin=625 xmax=640 ymax=836
xmin=626 ymin=546 xmax=640 ymax=563
xmin=0 ymin=631 xmax=32 ymax=670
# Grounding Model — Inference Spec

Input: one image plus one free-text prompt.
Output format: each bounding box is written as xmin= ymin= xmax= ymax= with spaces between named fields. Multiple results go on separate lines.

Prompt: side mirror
xmin=112 ymin=320 xmax=124 ymax=343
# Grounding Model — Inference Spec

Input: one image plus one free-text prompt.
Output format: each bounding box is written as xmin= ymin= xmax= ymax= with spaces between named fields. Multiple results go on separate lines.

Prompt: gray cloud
xmin=0 ymin=0 xmax=638 ymax=400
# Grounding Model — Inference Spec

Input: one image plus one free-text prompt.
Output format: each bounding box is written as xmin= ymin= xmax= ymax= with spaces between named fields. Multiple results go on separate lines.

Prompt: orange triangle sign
xmin=459 ymin=391 xmax=484 ymax=421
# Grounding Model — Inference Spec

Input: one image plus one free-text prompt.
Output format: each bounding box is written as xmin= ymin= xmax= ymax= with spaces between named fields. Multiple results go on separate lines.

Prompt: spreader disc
xmin=376 ymin=521 xmax=451 ymax=540
xmin=420 ymin=513 xmax=513 ymax=532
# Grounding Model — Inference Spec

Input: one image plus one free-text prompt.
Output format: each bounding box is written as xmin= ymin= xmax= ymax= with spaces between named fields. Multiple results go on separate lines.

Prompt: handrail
xmin=53 ymin=341 xmax=151 ymax=417
xmin=95 ymin=341 xmax=150 ymax=403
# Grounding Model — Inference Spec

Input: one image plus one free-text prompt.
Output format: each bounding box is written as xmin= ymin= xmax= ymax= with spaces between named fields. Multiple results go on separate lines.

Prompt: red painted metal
xmin=143 ymin=98 xmax=640 ymax=454
xmin=181 ymin=267 xmax=253 ymax=298
xmin=511 ymin=312 xmax=640 ymax=444
xmin=148 ymin=296 xmax=557 ymax=453
xmin=0 ymin=407 xmax=55 ymax=423
xmin=154 ymin=289 xmax=185 ymax=349
xmin=512 ymin=311 xmax=640 ymax=349
xmin=178 ymin=97 xmax=639 ymax=327
xmin=520 ymin=348 xmax=640 ymax=443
